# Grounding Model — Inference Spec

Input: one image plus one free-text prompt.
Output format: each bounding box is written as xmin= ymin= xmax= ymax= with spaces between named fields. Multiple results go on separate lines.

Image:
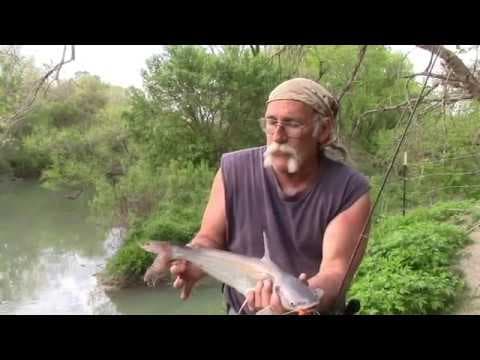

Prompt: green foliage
xmin=301 ymin=46 xmax=416 ymax=151
xmin=5 ymin=45 xmax=480 ymax=307
xmin=367 ymin=222 xmax=466 ymax=269
xmin=105 ymin=159 xmax=215 ymax=276
xmin=372 ymin=101 xmax=480 ymax=212
xmin=106 ymin=240 xmax=155 ymax=278
xmin=18 ymin=74 xmax=129 ymax=189
xmin=0 ymin=46 xmax=40 ymax=118
xmin=349 ymin=200 xmax=473 ymax=314
xmin=127 ymin=45 xmax=285 ymax=166
xmin=374 ymin=199 xmax=476 ymax=227
xmin=2 ymin=72 xmax=121 ymax=181
xmin=351 ymin=263 xmax=462 ymax=314
xmin=0 ymin=46 xmax=42 ymax=174
xmin=27 ymin=74 xmax=110 ymax=129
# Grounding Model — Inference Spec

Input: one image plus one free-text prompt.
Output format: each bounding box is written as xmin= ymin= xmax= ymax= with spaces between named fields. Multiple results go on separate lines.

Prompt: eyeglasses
xmin=259 ymin=117 xmax=307 ymax=139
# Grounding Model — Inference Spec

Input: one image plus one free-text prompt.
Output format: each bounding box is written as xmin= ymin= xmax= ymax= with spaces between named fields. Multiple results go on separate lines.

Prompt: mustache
xmin=263 ymin=142 xmax=298 ymax=158
xmin=263 ymin=143 xmax=301 ymax=173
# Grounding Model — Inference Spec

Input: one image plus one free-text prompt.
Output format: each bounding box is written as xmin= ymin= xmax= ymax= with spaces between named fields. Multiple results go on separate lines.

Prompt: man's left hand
xmin=246 ymin=273 xmax=308 ymax=314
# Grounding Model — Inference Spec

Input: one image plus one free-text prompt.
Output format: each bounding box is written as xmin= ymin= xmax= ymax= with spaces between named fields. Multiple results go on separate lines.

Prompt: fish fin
xmin=260 ymin=232 xmax=283 ymax=274
xmin=256 ymin=306 xmax=274 ymax=315
xmin=261 ymin=231 xmax=276 ymax=266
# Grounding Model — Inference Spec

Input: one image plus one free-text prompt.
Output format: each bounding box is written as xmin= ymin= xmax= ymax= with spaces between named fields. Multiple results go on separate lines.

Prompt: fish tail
xmin=142 ymin=241 xmax=173 ymax=287
xmin=142 ymin=241 xmax=171 ymax=255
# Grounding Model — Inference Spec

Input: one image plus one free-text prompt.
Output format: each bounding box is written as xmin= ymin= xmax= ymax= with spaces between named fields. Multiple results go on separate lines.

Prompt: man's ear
xmin=317 ymin=117 xmax=333 ymax=145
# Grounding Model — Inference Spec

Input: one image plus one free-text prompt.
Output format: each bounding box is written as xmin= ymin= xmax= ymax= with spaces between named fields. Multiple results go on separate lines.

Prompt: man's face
xmin=263 ymin=100 xmax=324 ymax=174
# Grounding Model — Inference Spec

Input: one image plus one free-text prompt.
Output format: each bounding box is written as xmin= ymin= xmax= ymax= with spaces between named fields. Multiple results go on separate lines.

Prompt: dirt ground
xmin=453 ymin=229 xmax=480 ymax=314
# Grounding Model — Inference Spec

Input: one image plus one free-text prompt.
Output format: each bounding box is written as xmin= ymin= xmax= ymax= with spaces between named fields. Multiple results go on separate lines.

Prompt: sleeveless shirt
xmin=220 ymin=145 xmax=370 ymax=314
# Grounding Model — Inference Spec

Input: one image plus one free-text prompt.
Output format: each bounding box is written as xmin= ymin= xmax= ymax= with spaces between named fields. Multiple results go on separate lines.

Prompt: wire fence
xmin=408 ymin=153 xmax=480 ymax=168
xmin=369 ymin=148 xmax=480 ymax=215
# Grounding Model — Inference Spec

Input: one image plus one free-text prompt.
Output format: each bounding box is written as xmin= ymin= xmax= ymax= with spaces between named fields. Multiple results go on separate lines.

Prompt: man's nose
xmin=272 ymin=124 xmax=288 ymax=143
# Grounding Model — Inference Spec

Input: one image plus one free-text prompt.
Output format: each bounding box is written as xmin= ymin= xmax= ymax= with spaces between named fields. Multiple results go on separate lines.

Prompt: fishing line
xmin=238 ymin=297 xmax=249 ymax=314
xmin=332 ymin=48 xmax=441 ymax=314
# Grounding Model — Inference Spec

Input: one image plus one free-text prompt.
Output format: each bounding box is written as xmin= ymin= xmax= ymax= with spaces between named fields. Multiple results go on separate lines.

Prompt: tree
xmin=0 ymin=45 xmax=74 ymax=142
xmin=132 ymin=45 xmax=286 ymax=166
xmin=416 ymin=45 xmax=480 ymax=101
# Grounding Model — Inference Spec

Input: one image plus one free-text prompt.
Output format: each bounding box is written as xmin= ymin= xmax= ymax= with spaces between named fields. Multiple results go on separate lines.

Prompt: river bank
xmin=0 ymin=177 xmax=224 ymax=315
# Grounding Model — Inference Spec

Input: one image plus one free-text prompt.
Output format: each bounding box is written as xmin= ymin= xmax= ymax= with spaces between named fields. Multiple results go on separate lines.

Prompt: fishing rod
xmin=331 ymin=48 xmax=441 ymax=315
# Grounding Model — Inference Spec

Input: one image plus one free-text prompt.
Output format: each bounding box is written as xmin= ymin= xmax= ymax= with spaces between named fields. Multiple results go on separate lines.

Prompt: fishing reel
xmin=343 ymin=299 xmax=361 ymax=315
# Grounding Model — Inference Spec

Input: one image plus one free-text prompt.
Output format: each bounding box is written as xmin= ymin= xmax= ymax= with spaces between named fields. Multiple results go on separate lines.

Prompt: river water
xmin=0 ymin=177 xmax=224 ymax=315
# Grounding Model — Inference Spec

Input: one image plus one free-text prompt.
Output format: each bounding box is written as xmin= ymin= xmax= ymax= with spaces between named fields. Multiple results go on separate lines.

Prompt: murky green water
xmin=0 ymin=177 xmax=224 ymax=315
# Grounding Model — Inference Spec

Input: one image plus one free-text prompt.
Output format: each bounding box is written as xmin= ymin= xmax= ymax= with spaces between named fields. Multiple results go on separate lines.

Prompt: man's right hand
xmin=170 ymin=168 xmax=226 ymax=300
xmin=170 ymin=260 xmax=205 ymax=300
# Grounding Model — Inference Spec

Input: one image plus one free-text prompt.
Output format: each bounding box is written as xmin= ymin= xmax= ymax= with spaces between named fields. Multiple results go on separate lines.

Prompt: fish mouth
xmin=293 ymin=302 xmax=319 ymax=312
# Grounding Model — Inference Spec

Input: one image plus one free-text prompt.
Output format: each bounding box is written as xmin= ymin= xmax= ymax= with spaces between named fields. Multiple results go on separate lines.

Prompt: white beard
xmin=287 ymin=157 xmax=299 ymax=173
xmin=263 ymin=154 xmax=273 ymax=168
xmin=263 ymin=143 xmax=301 ymax=174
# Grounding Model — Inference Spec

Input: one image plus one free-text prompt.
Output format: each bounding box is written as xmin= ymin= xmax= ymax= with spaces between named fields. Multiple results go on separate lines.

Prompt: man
xmin=170 ymin=78 xmax=371 ymax=315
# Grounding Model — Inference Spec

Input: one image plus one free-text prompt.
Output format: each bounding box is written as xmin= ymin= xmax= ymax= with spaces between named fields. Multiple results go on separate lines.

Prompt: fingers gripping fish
xmin=141 ymin=232 xmax=324 ymax=315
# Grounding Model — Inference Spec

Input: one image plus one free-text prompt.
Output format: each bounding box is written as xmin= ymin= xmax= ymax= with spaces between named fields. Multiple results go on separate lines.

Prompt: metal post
xmin=402 ymin=151 xmax=408 ymax=216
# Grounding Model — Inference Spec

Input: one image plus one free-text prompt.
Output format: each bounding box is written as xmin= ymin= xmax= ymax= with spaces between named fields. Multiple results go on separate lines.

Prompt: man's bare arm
xmin=189 ymin=168 xmax=227 ymax=250
xmin=308 ymin=193 xmax=372 ymax=313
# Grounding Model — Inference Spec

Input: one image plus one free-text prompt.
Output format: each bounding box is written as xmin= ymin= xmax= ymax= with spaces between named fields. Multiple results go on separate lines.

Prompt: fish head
xmin=275 ymin=274 xmax=324 ymax=312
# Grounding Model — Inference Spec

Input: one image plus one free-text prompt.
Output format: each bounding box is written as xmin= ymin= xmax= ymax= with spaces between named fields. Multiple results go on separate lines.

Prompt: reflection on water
xmin=107 ymin=278 xmax=225 ymax=315
xmin=0 ymin=177 xmax=224 ymax=315
xmin=103 ymin=227 xmax=126 ymax=258
xmin=7 ymin=249 xmax=118 ymax=315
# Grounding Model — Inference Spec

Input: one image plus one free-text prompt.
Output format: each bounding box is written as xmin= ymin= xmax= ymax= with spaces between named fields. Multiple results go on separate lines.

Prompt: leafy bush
xmin=106 ymin=241 xmax=155 ymax=278
xmin=105 ymin=159 xmax=214 ymax=277
xmin=349 ymin=200 xmax=473 ymax=314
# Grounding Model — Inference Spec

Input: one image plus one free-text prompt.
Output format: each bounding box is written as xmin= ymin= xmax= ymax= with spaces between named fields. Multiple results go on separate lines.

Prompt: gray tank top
xmin=220 ymin=145 xmax=370 ymax=314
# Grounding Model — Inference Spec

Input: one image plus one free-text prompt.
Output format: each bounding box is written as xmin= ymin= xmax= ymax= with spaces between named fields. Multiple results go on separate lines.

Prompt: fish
xmin=141 ymin=232 xmax=324 ymax=315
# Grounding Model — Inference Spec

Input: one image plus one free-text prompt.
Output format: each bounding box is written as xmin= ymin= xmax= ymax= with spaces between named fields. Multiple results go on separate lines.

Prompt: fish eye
xmin=290 ymin=301 xmax=296 ymax=307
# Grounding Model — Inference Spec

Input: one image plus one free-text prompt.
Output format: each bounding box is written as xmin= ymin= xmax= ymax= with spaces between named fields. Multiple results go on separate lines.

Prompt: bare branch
xmin=1 ymin=45 xmax=75 ymax=136
xmin=357 ymin=93 xmax=471 ymax=118
xmin=337 ymin=45 xmax=368 ymax=103
xmin=473 ymin=45 xmax=479 ymax=74
xmin=357 ymin=82 xmax=438 ymax=118
xmin=269 ymin=46 xmax=288 ymax=59
xmin=416 ymin=102 xmax=443 ymax=118
xmin=249 ymin=45 xmax=260 ymax=57
xmin=56 ymin=45 xmax=68 ymax=81
xmin=402 ymin=72 xmax=464 ymax=83
xmin=348 ymin=79 xmax=475 ymax=139
xmin=417 ymin=45 xmax=480 ymax=99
